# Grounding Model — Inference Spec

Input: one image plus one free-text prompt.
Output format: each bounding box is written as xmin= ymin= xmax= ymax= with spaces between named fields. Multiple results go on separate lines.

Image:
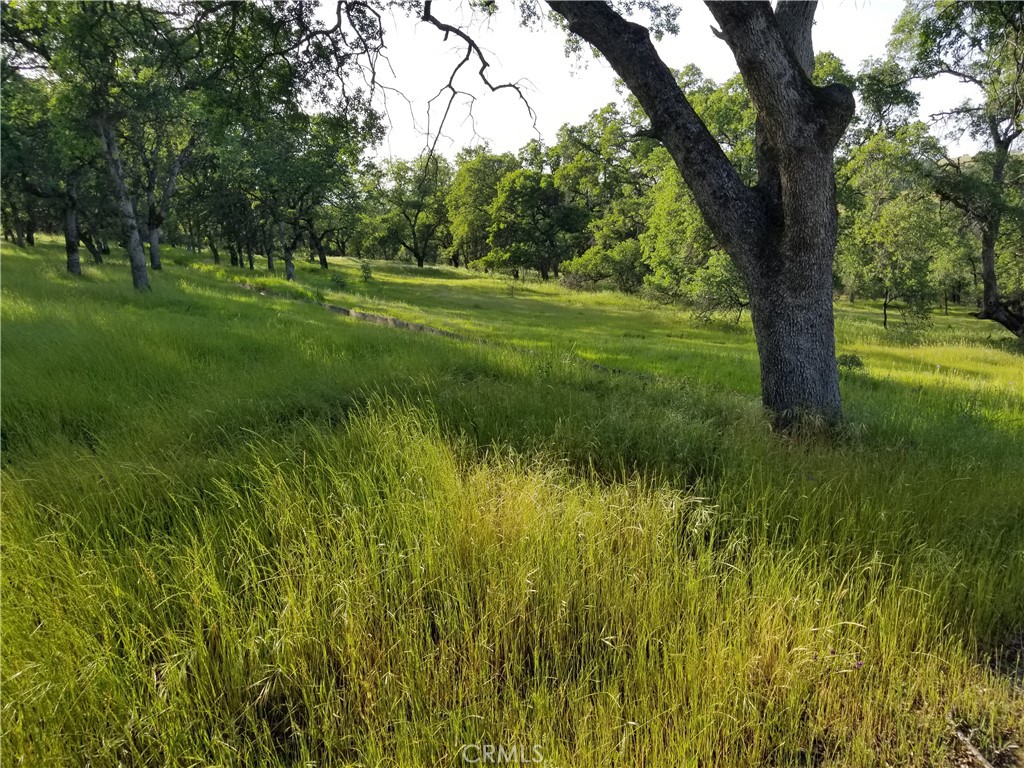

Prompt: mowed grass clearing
xmin=2 ymin=239 xmax=1023 ymax=767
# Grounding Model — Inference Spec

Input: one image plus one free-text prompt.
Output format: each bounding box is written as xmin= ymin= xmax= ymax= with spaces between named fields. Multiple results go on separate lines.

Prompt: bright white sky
xmin=344 ymin=1 xmax=978 ymax=160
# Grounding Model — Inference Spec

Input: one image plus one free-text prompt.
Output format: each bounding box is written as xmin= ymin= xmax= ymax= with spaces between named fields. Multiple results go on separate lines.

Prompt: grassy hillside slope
xmin=2 ymin=240 xmax=1022 ymax=766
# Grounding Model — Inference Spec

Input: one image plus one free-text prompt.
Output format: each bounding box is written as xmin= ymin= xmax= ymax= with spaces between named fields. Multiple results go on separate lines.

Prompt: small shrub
xmin=359 ymin=260 xmax=373 ymax=282
xmin=558 ymin=272 xmax=589 ymax=292
xmin=329 ymin=272 xmax=348 ymax=291
xmin=836 ymin=353 xmax=865 ymax=371
xmin=170 ymin=252 xmax=193 ymax=267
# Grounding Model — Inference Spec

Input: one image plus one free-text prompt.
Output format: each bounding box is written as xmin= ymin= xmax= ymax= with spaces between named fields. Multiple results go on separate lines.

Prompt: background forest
xmin=3 ymin=2 xmax=1022 ymax=336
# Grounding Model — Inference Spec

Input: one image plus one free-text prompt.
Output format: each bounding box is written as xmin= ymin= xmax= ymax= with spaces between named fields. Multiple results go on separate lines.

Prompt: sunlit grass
xmin=2 ymin=238 xmax=1022 ymax=766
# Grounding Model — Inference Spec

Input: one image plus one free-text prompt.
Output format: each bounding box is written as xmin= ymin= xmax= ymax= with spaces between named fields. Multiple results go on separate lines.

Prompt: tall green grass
xmin=2 ymin=241 xmax=1022 ymax=766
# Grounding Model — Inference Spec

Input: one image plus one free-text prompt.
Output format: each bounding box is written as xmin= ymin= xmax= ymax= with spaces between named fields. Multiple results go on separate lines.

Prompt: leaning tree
xmin=893 ymin=0 xmax=1024 ymax=340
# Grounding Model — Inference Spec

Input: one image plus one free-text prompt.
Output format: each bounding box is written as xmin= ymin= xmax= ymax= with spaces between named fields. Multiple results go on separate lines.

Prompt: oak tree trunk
xmin=25 ymin=204 xmax=35 ymax=246
xmin=313 ymin=234 xmax=329 ymax=269
xmin=978 ymin=223 xmax=1023 ymax=337
xmin=280 ymin=222 xmax=296 ymax=281
xmin=97 ymin=116 xmax=149 ymax=290
xmin=747 ymin=231 xmax=841 ymax=421
xmin=976 ymin=143 xmax=1024 ymax=338
xmin=64 ymin=182 xmax=81 ymax=276
xmin=148 ymin=227 xmax=162 ymax=270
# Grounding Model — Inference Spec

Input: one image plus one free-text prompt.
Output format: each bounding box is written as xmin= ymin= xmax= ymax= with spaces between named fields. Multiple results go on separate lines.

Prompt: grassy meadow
xmin=2 ymin=238 xmax=1023 ymax=766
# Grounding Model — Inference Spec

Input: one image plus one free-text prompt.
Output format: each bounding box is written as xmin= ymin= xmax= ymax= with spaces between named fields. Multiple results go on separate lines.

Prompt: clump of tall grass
xmin=4 ymin=397 xmax=1023 ymax=766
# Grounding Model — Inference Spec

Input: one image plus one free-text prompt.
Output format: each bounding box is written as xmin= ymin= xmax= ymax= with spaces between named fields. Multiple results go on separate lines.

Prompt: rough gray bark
xmin=548 ymin=0 xmax=853 ymax=426
xmin=64 ymin=178 xmax=81 ymax=275
xmin=97 ymin=117 xmax=149 ymax=290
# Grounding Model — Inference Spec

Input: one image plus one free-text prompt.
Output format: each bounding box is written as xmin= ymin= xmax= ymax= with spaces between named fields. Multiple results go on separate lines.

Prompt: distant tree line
xmin=4 ymin=2 xmax=1021 ymax=339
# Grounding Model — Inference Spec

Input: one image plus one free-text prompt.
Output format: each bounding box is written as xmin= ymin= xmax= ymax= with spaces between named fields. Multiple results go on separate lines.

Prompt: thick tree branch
xmin=546 ymin=0 xmax=764 ymax=264
xmin=708 ymin=1 xmax=853 ymax=154
xmin=773 ymin=0 xmax=816 ymax=75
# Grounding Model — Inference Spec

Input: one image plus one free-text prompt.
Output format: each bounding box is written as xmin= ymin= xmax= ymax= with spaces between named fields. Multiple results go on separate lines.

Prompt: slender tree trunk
xmin=883 ymin=290 xmax=890 ymax=329
xmin=228 ymin=242 xmax=239 ymax=267
xmin=246 ymin=243 xmax=255 ymax=270
xmin=313 ymin=234 xmax=329 ymax=269
xmin=63 ymin=180 xmax=81 ymax=276
xmin=11 ymin=200 xmax=26 ymax=247
xmin=978 ymin=215 xmax=1023 ymax=337
xmin=148 ymin=227 xmax=162 ymax=270
xmin=209 ymin=239 xmax=220 ymax=265
xmin=97 ymin=116 xmax=149 ymax=290
xmin=25 ymin=203 xmax=35 ymax=246
xmin=81 ymin=231 xmax=103 ymax=263
xmin=280 ymin=222 xmax=295 ymax=281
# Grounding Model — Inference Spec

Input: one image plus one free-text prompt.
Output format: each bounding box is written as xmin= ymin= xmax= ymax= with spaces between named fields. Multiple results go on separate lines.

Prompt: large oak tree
xmin=541 ymin=1 xmax=855 ymax=426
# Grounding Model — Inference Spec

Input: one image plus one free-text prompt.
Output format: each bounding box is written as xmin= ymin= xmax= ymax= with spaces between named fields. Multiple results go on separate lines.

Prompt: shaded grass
xmin=2 ymin=240 xmax=1023 ymax=766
